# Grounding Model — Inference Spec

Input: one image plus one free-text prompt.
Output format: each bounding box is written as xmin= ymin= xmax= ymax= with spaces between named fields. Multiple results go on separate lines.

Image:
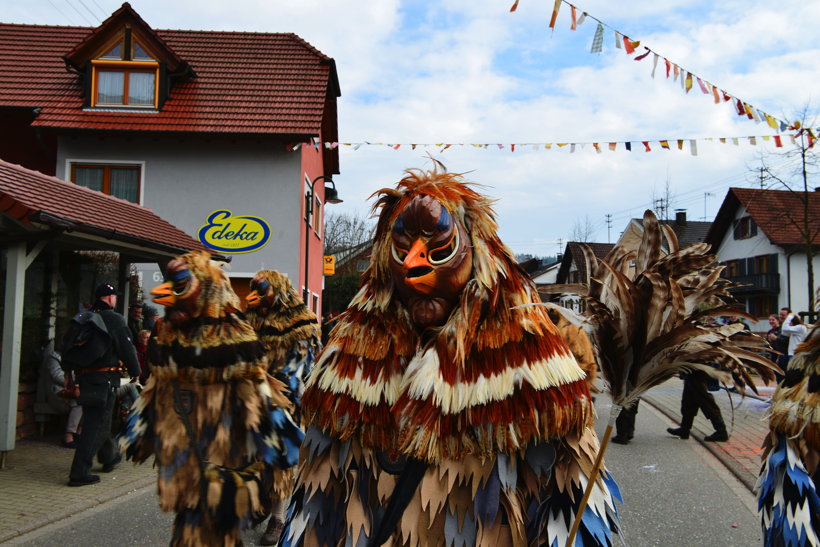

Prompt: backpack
xmin=61 ymin=310 xmax=112 ymax=371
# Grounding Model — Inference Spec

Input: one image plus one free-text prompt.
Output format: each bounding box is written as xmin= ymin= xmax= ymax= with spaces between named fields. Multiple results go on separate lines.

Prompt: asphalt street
xmin=9 ymin=396 xmax=762 ymax=547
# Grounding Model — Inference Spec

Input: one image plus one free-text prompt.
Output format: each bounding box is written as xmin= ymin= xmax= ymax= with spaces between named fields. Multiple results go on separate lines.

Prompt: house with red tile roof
xmin=0 ymin=3 xmax=341 ymax=447
xmin=0 ymin=2 xmax=341 ymax=309
xmin=704 ymin=187 xmax=819 ymax=326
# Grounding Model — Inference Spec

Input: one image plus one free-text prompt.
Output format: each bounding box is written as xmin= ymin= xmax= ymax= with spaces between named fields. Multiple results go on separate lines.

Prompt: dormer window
xmin=91 ymin=36 xmax=158 ymax=108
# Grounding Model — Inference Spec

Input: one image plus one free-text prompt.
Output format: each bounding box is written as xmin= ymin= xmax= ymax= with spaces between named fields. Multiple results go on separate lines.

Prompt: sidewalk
xmin=0 ymin=435 xmax=154 ymax=544
xmin=642 ymin=377 xmax=774 ymax=492
xmin=0 ymin=378 xmax=773 ymax=544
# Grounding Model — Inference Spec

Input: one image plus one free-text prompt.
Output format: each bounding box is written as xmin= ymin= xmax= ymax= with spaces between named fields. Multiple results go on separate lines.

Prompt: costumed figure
xmin=245 ymin=270 xmax=321 ymax=545
xmin=757 ymin=324 xmax=820 ymax=546
xmin=281 ymin=164 xmax=622 ymax=547
xmin=118 ymin=251 xmax=304 ymax=546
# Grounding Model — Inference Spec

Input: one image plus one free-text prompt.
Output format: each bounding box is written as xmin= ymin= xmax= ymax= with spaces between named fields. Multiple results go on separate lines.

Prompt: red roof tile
xmin=0 ymin=21 xmax=338 ymax=135
xmin=705 ymin=187 xmax=820 ymax=247
xmin=0 ymin=158 xmax=209 ymax=255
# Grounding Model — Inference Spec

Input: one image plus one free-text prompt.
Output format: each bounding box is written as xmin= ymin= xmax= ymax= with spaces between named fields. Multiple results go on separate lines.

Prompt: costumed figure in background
xmin=757 ymin=324 xmax=819 ymax=546
xmin=245 ymin=270 xmax=321 ymax=545
xmin=119 ymin=251 xmax=304 ymax=546
xmin=281 ymin=164 xmax=621 ymax=547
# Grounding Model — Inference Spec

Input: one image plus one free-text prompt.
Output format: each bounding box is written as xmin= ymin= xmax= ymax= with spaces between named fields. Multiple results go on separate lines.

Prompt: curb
xmin=0 ymin=474 xmax=155 ymax=544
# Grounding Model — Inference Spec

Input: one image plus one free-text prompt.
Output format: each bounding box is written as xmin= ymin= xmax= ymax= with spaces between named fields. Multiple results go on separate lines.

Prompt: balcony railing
xmin=725 ymin=273 xmax=780 ymax=293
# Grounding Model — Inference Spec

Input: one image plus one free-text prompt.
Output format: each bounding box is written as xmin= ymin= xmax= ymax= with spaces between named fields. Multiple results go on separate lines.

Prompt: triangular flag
xmin=689 ymin=140 xmax=698 ymax=156
xmin=497 ymin=144 xmax=504 ymax=149
xmin=665 ymin=58 xmax=671 ymax=78
xmin=685 ymin=72 xmax=693 ymax=93
xmin=593 ymin=142 xmax=601 ymax=153
xmin=578 ymin=12 xmax=587 ymax=25
xmin=660 ymin=140 xmax=670 ymax=150
xmin=731 ymin=138 xmax=739 ymax=146
xmin=673 ymin=64 xmax=680 ymax=81
xmin=651 ymin=53 xmax=659 ymax=77
xmin=774 ymin=135 xmax=783 ymax=147
xmin=511 ymin=144 xmax=516 ymax=152
xmin=749 ymin=136 xmax=757 ymax=145
xmin=625 ymin=142 xmax=632 ymax=151
xmin=712 ymin=86 xmax=720 ymax=104
xmin=623 ymin=35 xmax=637 ymax=54
xmin=697 ymin=77 xmax=709 ymax=94
xmin=571 ymin=5 xmax=577 ymax=30
xmin=736 ymin=99 xmax=745 ymax=116
xmin=609 ymin=142 xmax=617 ymax=151
xmin=722 ymin=91 xmax=731 ymax=102
xmin=440 ymin=144 xmax=452 ymax=152
xmin=719 ymin=138 xmax=726 ymax=143
xmin=509 ymin=0 xmax=520 ymax=12
xmin=545 ymin=143 xmax=552 ymax=150
xmin=635 ymin=47 xmax=651 ymax=61
xmin=549 ymin=0 xmax=561 ymax=30
xmin=643 ymin=141 xmax=651 ymax=152
xmin=591 ymin=23 xmax=604 ymax=53
xmin=677 ymin=139 xmax=684 ymax=150
xmin=615 ymin=31 xmax=622 ymax=49
xmin=570 ymin=143 xmax=577 ymax=153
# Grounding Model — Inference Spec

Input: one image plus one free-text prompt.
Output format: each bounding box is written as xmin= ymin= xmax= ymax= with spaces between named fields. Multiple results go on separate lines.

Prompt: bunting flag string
xmin=509 ymin=0 xmax=790 ymax=131
xmin=286 ymin=132 xmax=812 ymax=155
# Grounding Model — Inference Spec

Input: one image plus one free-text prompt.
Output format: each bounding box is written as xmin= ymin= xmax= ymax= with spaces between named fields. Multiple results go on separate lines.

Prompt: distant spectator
xmin=766 ymin=315 xmax=787 ymax=381
xmin=127 ymin=305 xmax=143 ymax=341
xmin=135 ymin=329 xmax=151 ymax=384
xmin=780 ymin=312 xmax=809 ymax=367
xmin=142 ymin=305 xmax=158 ymax=332
xmin=35 ymin=340 xmax=82 ymax=448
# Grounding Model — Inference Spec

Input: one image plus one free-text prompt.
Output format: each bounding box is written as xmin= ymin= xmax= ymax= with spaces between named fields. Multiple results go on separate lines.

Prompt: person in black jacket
xmin=68 ymin=283 xmax=141 ymax=487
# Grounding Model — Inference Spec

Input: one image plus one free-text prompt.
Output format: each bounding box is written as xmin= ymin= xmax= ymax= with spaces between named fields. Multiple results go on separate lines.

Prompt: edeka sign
xmin=198 ymin=210 xmax=271 ymax=253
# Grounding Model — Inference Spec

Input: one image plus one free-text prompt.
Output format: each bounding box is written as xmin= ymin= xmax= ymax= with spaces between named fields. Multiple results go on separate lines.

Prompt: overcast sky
xmin=5 ymin=0 xmax=819 ymax=257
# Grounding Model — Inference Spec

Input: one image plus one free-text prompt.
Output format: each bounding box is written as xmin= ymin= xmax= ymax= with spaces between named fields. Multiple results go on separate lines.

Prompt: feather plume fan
xmin=540 ymin=209 xmax=780 ymax=545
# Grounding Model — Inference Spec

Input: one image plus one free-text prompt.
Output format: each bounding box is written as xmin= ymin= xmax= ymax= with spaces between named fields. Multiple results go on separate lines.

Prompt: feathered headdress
xmin=302 ymin=165 xmax=591 ymax=463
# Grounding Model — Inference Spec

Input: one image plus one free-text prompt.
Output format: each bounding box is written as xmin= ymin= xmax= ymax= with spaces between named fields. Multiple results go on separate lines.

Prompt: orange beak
xmin=403 ymin=239 xmax=437 ymax=294
xmin=246 ymin=290 xmax=261 ymax=308
xmin=150 ymin=282 xmax=176 ymax=307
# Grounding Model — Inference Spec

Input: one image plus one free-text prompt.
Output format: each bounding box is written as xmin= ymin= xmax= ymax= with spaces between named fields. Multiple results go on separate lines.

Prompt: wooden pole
xmin=565 ymin=404 xmax=620 ymax=546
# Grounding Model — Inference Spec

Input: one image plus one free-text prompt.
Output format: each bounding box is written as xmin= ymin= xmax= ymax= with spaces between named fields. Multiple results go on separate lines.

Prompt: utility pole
xmin=605 ymin=214 xmax=613 ymax=243
xmin=703 ymin=192 xmax=714 ymax=221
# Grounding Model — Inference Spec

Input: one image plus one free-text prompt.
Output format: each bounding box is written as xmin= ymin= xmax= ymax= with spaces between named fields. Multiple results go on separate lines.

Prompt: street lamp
xmin=304 ymin=175 xmax=343 ymax=306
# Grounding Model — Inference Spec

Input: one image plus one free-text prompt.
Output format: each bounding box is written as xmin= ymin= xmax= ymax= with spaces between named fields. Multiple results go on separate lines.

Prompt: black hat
xmin=95 ymin=283 xmax=120 ymax=298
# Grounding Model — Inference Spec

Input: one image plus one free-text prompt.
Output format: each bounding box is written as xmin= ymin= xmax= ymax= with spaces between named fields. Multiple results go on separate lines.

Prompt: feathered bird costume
xmin=245 ymin=270 xmax=320 ymax=544
xmin=281 ymin=165 xmax=621 ymax=547
xmin=757 ymin=325 xmax=820 ymax=546
xmin=119 ymin=251 xmax=304 ymax=546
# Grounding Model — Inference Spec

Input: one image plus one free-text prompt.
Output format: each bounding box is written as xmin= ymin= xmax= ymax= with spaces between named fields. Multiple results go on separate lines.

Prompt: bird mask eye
xmin=169 ymin=268 xmax=191 ymax=296
xmin=251 ymin=280 xmax=270 ymax=294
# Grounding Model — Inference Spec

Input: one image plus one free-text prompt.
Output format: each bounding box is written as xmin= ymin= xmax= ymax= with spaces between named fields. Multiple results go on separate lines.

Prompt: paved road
xmin=10 ymin=396 xmax=762 ymax=547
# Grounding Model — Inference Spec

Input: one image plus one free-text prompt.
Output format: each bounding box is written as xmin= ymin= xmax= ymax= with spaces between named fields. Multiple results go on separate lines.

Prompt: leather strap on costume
xmin=80 ymin=366 xmax=120 ymax=373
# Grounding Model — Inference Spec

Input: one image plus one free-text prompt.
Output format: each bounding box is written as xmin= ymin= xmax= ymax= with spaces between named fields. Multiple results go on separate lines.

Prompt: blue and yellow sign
xmin=198 ymin=210 xmax=270 ymax=253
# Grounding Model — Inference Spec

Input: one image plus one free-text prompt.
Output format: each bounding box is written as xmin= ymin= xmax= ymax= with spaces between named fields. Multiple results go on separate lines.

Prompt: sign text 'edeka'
xmin=198 ymin=210 xmax=271 ymax=253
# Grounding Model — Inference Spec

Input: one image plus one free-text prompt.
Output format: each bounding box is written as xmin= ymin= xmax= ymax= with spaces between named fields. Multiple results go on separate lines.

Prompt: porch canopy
xmin=0 ymin=158 xmax=210 ymax=455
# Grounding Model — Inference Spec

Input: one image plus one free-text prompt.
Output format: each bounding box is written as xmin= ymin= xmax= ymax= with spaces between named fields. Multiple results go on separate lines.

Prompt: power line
xmin=76 ymin=0 xmax=103 ymax=23
xmin=63 ymin=0 xmax=95 ymax=25
xmin=47 ymin=0 xmax=78 ymax=25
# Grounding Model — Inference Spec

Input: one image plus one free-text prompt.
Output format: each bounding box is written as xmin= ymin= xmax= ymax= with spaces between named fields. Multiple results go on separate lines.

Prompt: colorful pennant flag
xmin=591 ymin=23 xmax=604 ymax=53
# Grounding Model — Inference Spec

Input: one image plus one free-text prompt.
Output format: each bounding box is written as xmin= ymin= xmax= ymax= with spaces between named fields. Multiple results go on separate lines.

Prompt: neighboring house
xmin=704 ymin=187 xmax=820 ymax=326
xmin=616 ymin=210 xmax=712 ymax=279
xmin=552 ymin=242 xmax=615 ymax=312
xmin=0 ymin=158 xmax=209 ymax=449
xmin=0 ymin=2 xmax=341 ymax=317
xmin=531 ymin=260 xmax=560 ymax=285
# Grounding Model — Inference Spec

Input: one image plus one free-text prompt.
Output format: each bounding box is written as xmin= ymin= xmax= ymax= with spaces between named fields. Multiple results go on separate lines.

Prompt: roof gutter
xmin=29 ymin=210 xmax=226 ymax=261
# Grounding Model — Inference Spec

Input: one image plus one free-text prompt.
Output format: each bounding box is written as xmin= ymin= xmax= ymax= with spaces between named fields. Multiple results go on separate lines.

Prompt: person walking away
xmin=780 ymin=311 xmax=808 ymax=368
xmin=667 ymin=368 xmax=728 ymax=442
xmin=127 ymin=305 xmax=143 ymax=341
xmin=67 ymin=283 xmax=140 ymax=486
xmin=611 ymin=399 xmax=639 ymax=445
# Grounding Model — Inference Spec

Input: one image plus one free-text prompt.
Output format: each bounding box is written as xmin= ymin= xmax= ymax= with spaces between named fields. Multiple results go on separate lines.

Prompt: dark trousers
xmin=616 ymin=399 xmax=639 ymax=438
xmin=69 ymin=386 xmax=116 ymax=479
xmin=680 ymin=371 xmax=722 ymax=429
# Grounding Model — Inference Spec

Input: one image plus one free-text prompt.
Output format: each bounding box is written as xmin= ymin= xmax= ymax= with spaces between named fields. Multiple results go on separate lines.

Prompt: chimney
xmin=675 ymin=209 xmax=687 ymax=226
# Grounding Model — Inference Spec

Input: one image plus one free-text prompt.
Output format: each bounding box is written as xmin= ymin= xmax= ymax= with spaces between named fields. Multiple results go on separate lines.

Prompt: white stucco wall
xmin=56 ymin=135 xmax=304 ymax=282
xmin=714 ymin=204 xmax=818 ymax=316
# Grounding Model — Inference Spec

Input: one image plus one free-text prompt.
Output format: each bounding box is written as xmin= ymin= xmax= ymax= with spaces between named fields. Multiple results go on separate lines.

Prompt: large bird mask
xmin=389 ymin=194 xmax=473 ymax=328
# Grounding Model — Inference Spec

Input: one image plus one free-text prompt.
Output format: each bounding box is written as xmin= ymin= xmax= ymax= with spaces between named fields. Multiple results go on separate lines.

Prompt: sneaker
xmin=102 ymin=453 xmax=122 ymax=473
xmin=666 ymin=427 xmax=690 ymax=439
xmin=610 ymin=435 xmax=630 ymax=445
xmin=68 ymin=474 xmax=100 ymax=487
